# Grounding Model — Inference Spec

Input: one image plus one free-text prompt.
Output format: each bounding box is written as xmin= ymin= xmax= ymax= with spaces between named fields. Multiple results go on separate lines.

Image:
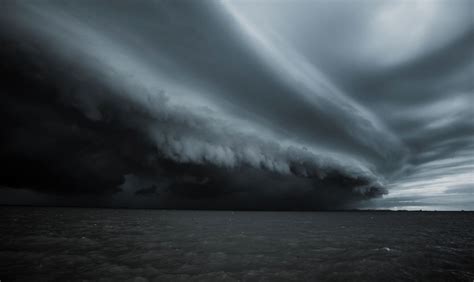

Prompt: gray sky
xmin=0 ymin=0 xmax=472 ymax=210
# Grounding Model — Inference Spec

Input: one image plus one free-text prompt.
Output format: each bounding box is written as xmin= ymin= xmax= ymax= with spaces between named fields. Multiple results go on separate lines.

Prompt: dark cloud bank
xmin=0 ymin=0 xmax=472 ymax=210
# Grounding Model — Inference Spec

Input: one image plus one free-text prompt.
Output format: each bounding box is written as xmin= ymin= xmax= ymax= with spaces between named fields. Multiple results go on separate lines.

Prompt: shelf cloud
xmin=0 ymin=0 xmax=472 ymax=210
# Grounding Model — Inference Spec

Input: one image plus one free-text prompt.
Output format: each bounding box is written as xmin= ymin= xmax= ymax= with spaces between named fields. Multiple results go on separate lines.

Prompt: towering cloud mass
xmin=0 ymin=0 xmax=472 ymax=210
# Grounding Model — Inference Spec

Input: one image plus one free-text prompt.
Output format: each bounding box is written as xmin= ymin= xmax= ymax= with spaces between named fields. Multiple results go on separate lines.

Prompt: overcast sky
xmin=0 ymin=0 xmax=472 ymax=210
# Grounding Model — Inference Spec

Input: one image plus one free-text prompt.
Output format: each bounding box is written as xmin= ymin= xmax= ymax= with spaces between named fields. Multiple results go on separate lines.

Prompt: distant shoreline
xmin=0 ymin=204 xmax=472 ymax=212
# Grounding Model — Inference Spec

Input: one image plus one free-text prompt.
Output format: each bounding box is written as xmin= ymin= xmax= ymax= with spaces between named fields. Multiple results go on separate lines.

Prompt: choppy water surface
xmin=0 ymin=207 xmax=473 ymax=281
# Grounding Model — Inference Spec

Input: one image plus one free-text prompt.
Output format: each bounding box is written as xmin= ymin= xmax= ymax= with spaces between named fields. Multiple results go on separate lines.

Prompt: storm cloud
xmin=0 ymin=0 xmax=472 ymax=210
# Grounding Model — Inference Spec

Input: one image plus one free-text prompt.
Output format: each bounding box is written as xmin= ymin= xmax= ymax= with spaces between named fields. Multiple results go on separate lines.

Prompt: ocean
xmin=1 ymin=207 xmax=473 ymax=281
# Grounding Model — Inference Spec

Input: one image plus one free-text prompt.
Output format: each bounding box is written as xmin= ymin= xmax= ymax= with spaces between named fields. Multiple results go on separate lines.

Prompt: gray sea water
xmin=0 ymin=207 xmax=473 ymax=281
